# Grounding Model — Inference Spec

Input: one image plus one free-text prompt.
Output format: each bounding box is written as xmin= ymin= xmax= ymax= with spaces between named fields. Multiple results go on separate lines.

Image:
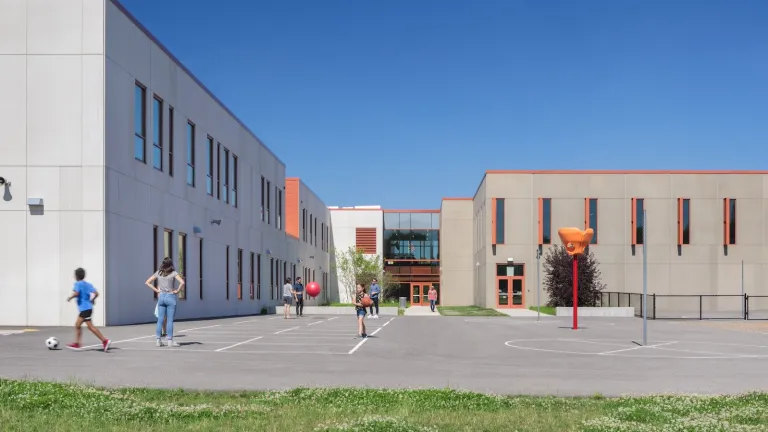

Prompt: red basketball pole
xmin=572 ymin=255 xmax=578 ymax=330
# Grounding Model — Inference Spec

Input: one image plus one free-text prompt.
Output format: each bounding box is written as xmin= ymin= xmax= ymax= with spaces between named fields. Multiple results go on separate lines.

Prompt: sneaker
xmin=362 ymin=333 xmax=368 ymax=338
xmin=156 ymin=338 xmax=165 ymax=347
xmin=366 ymin=314 xmax=372 ymax=318
xmin=66 ymin=343 xmax=81 ymax=351
xmin=373 ymin=315 xmax=379 ymax=319
xmin=102 ymin=339 xmax=111 ymax=352
xmin=167 ymin=340 xmax=180 ymax=348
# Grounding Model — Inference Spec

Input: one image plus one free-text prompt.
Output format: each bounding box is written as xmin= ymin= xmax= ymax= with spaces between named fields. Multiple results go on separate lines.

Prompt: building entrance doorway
xmin=410 ymin=282 xmax=439 ymax=306
xmin=495 ymin=263 xmax=525 ymax=309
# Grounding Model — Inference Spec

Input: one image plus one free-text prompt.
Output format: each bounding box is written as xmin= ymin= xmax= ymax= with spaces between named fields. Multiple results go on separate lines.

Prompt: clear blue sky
xmin=120 ymin=0 xmax=767 ymax=209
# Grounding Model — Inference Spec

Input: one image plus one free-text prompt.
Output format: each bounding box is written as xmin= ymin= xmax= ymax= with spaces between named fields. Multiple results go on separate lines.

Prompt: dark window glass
xmin=635 ymin=198 xmax=644 ymax=245
xmin=495 ymin=198 xmax=505 ymax=244
xmin=152 ymin=97 xmax=162 ymax=170
xmin=682 ymin=199 xmax=691 ymax=245
xmin=588 ymin=198 xmax=598 ymax=244
xmin=542 ymin=198 xmax=552 ymax=244
xmin=186 ymin=122 xmax=195 ymax=186
xmin=728 ymin=199 xmax=736 ymax=245
xmin=496 ymin=264 xmax=524 ymax=276
xmin=134 ymin=83 xmax=146 ymax=162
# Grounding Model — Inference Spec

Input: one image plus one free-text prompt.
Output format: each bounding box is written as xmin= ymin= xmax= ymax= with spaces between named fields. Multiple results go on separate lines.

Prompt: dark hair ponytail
xmin=158 ymin=257 xmax=175 ymax=277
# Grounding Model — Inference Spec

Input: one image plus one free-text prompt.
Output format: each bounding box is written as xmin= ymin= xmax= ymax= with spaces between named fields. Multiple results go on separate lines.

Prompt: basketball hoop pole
xmin=573 ymin=255 xmax=578 ymax=330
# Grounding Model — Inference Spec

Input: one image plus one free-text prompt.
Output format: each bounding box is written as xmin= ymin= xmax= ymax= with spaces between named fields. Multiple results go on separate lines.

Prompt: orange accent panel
xmin=285 ymin=178 xmax=300 ymax=239
xmin=677 ymin=198 xmax=683 ymax=246
xmin=631 ymin=198 xmax=637 ymax=245
xmin=537 ymin=198 xmax=544 ymax=245
xmin=491 ymin=198 xmax=497 ymax=245
xmin=355 ymin=228 xmax=377 ymax=254
xmin=485 ymin=169 xmax=768 ymax=175
xmin=724 ymin=198 xmax=730 ymax=245
xmin=557 ymin=227 xmax=594 ymax=256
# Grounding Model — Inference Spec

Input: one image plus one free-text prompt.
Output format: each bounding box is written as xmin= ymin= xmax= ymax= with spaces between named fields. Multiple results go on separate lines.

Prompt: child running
xmin=353 ymin=283 xmax=367 ymax=338
xmin=66 ymin=268 xmax=111 ymax=351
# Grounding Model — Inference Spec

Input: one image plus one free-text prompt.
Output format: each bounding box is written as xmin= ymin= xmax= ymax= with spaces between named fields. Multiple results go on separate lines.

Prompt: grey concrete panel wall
xmin=439 ymin=200 xmax=474 ymax=306
xmin=472 ymin=172 xmax=768 ymax=312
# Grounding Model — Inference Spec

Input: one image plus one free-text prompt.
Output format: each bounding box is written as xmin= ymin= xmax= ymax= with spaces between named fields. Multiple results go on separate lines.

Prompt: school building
xmin=332 ymin=171 xmax=768 ymax=314
xmin=1 ymin=0 xmax=767 ymax=327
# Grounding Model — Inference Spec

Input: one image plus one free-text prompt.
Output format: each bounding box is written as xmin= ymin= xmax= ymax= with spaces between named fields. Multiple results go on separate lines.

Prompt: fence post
xmin=652 ymin=294 xmax=656 ymax=320
xmin=699 ymin=295 xmax=703 ymax=320
xmin=745 ymin=294 xmax=749 ymax=320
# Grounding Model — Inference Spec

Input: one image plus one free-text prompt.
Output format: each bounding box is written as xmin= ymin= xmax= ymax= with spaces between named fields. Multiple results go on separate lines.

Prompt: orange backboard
xmin=557 ymin=227 xmax=594 ymax=256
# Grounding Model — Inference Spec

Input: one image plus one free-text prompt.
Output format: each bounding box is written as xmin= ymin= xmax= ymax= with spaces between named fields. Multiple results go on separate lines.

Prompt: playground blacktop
xmin=2 ymin=313 xmax=768 ymax=396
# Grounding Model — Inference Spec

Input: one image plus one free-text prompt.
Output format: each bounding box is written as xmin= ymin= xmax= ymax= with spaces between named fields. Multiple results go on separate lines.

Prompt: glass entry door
xmin=496 ymin=276 xmax=525 ymax=308
xmin=411 ymin=283 xmax=423 ymax=305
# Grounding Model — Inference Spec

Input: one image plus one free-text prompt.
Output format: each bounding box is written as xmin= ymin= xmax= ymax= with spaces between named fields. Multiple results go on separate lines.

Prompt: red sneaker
xmin=67 ymin=343 xmax=81 ymax=350
xmin=102 ymin=339 xmax=111 ymax=352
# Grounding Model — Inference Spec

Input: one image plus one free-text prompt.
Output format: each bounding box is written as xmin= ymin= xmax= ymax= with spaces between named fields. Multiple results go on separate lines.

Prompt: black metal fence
xmin=599 ymin=292 xmax=768 ymax=320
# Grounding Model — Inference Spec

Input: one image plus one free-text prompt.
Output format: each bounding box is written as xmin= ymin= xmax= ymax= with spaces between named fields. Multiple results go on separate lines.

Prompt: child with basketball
xmin=353 ymin=283 xmax=368 ymax=338
xmin=66 ymin=268 xmax=111 ymax=351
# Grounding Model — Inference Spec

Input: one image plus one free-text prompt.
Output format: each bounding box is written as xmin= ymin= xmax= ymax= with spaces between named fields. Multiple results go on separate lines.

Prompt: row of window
xmin=135 ymin=82 xmax=284 ymax=230
xmin=152 ymin=226 xmax=326 ymax=301
xmin=491 ymin=197 xmax=738 ymax=246
xmin=302 ymin=209 xmax=330 ymax=251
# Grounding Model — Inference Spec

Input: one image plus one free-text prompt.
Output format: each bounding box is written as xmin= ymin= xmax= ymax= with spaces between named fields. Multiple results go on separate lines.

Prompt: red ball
xmin=306 ymin=281 xmax=321 ymax=297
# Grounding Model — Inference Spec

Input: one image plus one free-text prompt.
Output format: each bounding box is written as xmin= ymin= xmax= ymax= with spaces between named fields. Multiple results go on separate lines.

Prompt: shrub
xmin=543 ymin=245 xmax=605 ymax=307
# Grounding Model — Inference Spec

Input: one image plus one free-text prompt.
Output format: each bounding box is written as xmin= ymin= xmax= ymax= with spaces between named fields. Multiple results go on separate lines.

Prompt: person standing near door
xmin=428 ymin=285 xmax=438 ymax=312
xmin=293 ymin=277 xmax=305 ymax=317
xmin=368 ymin=278 xmax=381 ymax=319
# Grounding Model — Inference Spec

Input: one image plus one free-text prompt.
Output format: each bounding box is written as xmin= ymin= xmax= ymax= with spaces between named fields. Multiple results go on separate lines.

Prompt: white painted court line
xmin=599 ymin=341 xmax=677 ymax=355
xmin=274 ymin=326 xmax=299 ymax=334
xmin=349 ymin=317 xmax=394 ymax=354
xmin=81 ymin=324 xmax=223 ymax=349
xmin=307 ymin=317 xmax=339 ymax=326
xmin=215 ymin=336 xmax=265 ymax=352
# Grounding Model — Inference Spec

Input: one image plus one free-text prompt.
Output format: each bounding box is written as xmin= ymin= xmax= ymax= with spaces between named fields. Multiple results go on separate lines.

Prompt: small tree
xmin=332 ymin=246 xmax=396 ymax=303
xmin=543 ymin=244 xmax=605 ymax=307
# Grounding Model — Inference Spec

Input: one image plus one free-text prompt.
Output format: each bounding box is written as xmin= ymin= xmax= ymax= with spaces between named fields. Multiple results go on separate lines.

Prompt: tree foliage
xmin=543 ymin=245 xmax=606 ymax=307
xmin=332 ymin=246 xmax=397 ymax=302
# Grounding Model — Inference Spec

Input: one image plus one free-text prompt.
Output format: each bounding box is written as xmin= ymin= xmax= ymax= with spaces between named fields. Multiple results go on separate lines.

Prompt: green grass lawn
xmin=529 ymin=305 xmax=557 ymax=315
xmin=437 ymin=305 xmax=507 ymax=316
xmin=2 ymin=379 xmax=767 ymax=431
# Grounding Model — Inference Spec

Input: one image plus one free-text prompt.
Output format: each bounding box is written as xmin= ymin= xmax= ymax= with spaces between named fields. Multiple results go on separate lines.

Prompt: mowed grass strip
xmin=438 ymin=305 xmax=507 ymax=316
xmin=3 ymin=379 xmax=768 ymax=431
xmin=529 ymin=305 xmax=557 ymax=315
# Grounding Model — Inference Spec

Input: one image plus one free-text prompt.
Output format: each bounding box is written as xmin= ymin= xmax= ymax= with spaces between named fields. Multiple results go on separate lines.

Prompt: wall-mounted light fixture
xmin=266 ymin=249 xmax=272 ymax=255
xmin=27 ymin=198 xmax=44 ymax=206
xmin=210 ymin=219 xmax=221 ymax=225
xmin=193 ymin=226 xmax=202 ymax=234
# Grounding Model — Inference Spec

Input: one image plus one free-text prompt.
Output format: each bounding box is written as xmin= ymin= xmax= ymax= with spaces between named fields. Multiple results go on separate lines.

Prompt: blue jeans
xmin=430 ymin=299 xmax=436 ymax=311
xmin=156 ymin=293 xmax=177 ymax=339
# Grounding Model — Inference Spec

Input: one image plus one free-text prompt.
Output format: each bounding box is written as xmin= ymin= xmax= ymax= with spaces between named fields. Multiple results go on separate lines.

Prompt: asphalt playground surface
xmin=2 ymin=313 xmax=768 ymax=396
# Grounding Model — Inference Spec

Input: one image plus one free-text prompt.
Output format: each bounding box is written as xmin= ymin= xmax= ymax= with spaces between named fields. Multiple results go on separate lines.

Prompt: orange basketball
xmin=361 ymin=296 xmax=373 ymax=307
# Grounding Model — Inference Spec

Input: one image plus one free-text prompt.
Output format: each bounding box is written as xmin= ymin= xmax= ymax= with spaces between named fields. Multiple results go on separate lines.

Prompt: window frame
xmin=205 ymin=137 xmax=214 ymax=195
xmin=177 ymin=232 xmax=187 ymax=300
xmin=186 ymin=122 xmax=195 ymax=186
xmin=168 ymin=106 xmax=174 ymax=177
xmin=231 ymin=154 xmax=238 ymax=208
xmin=631 ymin=198 xmax=645 ymax=246
xmin=151 ymin=95 xmax=163 ymax=171
xmin=491 ymin=198 xmax=505 ymax=245
xmin=585 ymin=198 xmax=599 ymax=244
xmin=134 ymin=82 xmax=147 ymax=163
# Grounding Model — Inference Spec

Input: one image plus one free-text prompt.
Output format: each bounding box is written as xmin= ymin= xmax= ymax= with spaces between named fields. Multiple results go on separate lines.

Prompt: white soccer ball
xmin=46 ymin=337 xmax=59 ymax=350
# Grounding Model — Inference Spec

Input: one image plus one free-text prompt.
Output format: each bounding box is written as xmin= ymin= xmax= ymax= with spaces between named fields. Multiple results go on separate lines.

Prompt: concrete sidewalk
xmin=404 ymin=306 xmax=440 ymax=316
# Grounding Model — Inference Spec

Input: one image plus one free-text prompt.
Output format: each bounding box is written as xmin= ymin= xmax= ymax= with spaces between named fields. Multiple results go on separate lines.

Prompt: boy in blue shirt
xmin=66 ymin=268 xmax=111 ymax=351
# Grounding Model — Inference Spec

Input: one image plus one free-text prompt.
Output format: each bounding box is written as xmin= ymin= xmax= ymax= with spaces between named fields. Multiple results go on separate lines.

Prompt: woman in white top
xmin=145 ymin=257 xmax=185 ymax=347
xmin=282 ymin=277 xmax=295 ymax=319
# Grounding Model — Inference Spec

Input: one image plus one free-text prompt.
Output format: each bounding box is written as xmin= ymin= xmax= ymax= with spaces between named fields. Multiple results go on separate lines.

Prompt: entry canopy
xmin=557 ymin=227 xmax=594 ymax=256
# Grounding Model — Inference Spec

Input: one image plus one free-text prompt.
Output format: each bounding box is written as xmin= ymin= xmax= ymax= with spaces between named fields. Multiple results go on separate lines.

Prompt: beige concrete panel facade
xmin=439 ymin=199 xmax=474 ymax=306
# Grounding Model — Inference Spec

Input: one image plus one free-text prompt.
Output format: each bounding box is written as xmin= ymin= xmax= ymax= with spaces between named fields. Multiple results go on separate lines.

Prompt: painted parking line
xmin=215 ymin=336 xmax=265 ymax=352
xmin=349 ymin=317 xmax=394 ymax=354
xmin=81 ymin=324 xmax=222 ymax=349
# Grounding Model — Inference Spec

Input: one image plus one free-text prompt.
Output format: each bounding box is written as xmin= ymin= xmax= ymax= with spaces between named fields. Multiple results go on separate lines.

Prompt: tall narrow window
xmin=275 ymin=186 xmax=279 ymax=227
xmin=537 ymin=198 xmax=552 ymax=245
xmin=256 ymin=254 xmax=262 ymax=300
xmin=309 ymin=214 xmax=313 ymax=245
xmin=314 ymin=218 xmax=318 ymax=246
xmin=321 ymin=223 xmax=325 ymax=251
xmin=302 ymin=209 xmax=306 ymax=241
xmin=292 ymin=264 xmax=296 ymax=281
xmin=152 ymin=96 xmax=163 ymax=171
xmin=260 ymin=177 xmax=265 ymax=221
xmin=206 ymin=137 xmax=213 ymax=195
xmin=168 ymin=106 xmax=174 ymax=176
xmin=134 ymin=83 xmax=147 ymax=162
xmin=231 ymin=155 xmax=238 ymax=208
xmin=283 ymin=261 xmax=287 ymax=286
xmin=250 ymin=252 xmax=255 ymax=300
xmin=186 ymin=122 xmax=195 ymax=186
xmin=222 ymin=148 xmax=229 ymax=203
xmin=199 ymin=238 xmax=204 ymax=300
xmin=679 ymin=198 xmax=691 ymax=245
xmin=216 ymin=143 xmax=221 ymax=199
xmin=270 ymin=258 xmax=274 ymax=299
xmin=237 ymin=248 xmax=243 ymax=300
xmin=632 ymin=198 xmax=644 ymax=245
xmin=163 ymin=229 xmax=173 ymax=260
xmin=277 ymin=188 xmax=283 ymax=229
xmin=225 ymin=246 xmax=230 ymax=300
xmin=177 ymin=233 xmax=187 ymax=299
xmin=491 ymin=198 xmax=505 ymax=244
xmin=724 ymin=198 xmax=736 ymax=245
xmin=312 ymin=269 xmax=315 ymax=283
xmin=585 ymin=198 xmax=598 ymax=244
xmin=266 ymin=180 xmax=271 ymax=224
xmin=153 ymin=225 xmax=158 ymax=298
